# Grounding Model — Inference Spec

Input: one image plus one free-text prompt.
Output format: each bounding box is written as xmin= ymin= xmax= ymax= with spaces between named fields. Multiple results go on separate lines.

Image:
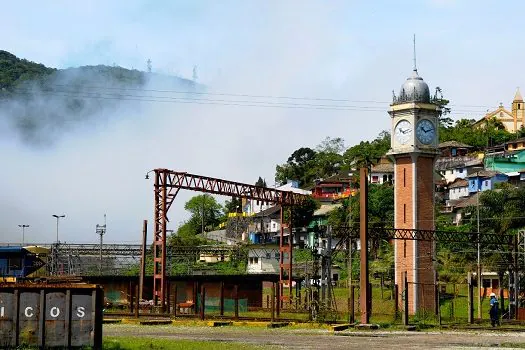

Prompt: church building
xmin=474 ymin=88 xmax=524 ymax=133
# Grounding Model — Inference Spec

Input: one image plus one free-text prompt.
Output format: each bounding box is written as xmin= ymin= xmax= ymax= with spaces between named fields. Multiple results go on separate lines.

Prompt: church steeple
xmin=512 ymin=87 xmax=524 ymax=131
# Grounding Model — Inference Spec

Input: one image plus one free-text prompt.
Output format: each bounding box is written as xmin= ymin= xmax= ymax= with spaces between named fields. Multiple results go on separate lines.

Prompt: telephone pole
xmin=96 ymin=214 xmax=107 ymax=275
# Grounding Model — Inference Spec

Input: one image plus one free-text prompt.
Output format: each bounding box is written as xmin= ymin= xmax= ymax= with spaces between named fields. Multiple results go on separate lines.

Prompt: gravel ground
xmin=104 ymin=324 xmax=525 ymax=349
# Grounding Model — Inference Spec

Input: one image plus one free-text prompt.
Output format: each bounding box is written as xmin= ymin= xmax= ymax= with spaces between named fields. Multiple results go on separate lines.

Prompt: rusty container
xmin=0 ymin=283 xmax=103 ymax=349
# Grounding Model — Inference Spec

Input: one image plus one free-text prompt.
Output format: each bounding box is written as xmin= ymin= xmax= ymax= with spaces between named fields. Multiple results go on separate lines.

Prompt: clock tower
xmin=388 ymin=67 xmax=441 ymax=314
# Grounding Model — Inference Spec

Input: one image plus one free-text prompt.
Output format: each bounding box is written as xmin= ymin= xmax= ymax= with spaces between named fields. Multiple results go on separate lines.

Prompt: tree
xmin=184 ymin=194 xmax=223 ymax=233
xmin=287 ymin=197 xmax=320 ymax=228
xmin=223 ymin=197 xmax=242 ymax=216
xmin=343 ymin=131 xmax=390 ymax=168
xmin=168 ymin=194 xmax=223 ymax=248
xmin=255 ymin=176 xmax=267 ymax=187
xmin=316 ymin=136 xmax=345 ymax=154
xmin=275 ymin=147 xmax=317 ymax=187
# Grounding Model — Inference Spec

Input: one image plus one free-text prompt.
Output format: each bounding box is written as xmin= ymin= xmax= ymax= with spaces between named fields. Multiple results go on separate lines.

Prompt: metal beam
xmin=332 ymin=227 xmax=516 ymax=246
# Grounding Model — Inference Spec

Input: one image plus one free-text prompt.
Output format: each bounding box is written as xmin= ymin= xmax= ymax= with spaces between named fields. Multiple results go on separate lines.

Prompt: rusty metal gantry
xmin=150 ymin=169 xmax=309 ymax=309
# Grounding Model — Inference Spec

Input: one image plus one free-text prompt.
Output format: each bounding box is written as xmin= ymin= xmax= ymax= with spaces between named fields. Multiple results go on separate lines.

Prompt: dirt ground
xmin=104 ymin=324 xmax=525 ymax=349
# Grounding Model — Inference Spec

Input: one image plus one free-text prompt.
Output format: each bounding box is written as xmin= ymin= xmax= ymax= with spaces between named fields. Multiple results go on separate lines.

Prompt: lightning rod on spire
xmin=413 ymin=34 xmax=417 ymax=72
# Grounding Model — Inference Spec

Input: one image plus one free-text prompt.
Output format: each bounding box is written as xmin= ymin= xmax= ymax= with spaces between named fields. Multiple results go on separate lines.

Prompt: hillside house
xmin=436 ymin=157 xmax=483 ymax=184
xmin=244 ymin=181 xmax=310 ymax=215
xmin=369 ymin=160 xmax=394 ymax=184
xmin=467 ymin=170 xmax=508 ymax=193
xmin=312 ymin=172 xmax=355 ymax=202
xmin=448 ymin=178 xmax=469 ymax=201
xmin=485 ymin=138 xmax=525 ymax=174
xmin=439 ymin=141 xmax=473 ymax=158
xmin=246 ymin=245 xmax=286 ymax=274
xmin=444 ymin=191 xmax=480 ymax=225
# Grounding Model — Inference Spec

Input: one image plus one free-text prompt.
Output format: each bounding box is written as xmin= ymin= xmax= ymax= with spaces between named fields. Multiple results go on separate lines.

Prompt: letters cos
xmin=0 ymin=306 xmax=86 ymax=318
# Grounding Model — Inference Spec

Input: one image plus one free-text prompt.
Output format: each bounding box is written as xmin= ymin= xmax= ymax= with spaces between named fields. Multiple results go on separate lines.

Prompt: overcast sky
xmin=1 ymin=1 xmax=523 ymax=244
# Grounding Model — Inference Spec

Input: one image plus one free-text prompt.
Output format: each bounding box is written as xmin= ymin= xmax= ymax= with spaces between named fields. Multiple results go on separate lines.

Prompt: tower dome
xmin=396 ymin=69 xmax=431 ymax=104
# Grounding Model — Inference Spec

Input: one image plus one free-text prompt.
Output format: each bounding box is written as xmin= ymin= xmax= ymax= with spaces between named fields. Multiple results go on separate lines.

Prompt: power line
xmin=43 ymin=83 xmax=500 ymax=110
xmin=10 ymin=87 xmax=488 ymax=114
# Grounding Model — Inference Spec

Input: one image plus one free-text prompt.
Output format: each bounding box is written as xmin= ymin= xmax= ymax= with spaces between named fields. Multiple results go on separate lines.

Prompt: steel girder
xmin=331 ymin=226 xmax=516 ymax=246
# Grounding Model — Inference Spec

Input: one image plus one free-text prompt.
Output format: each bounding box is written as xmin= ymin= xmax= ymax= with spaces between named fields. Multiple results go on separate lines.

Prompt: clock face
xmin=394 ymin=120 xmax=412 ymax=145
xmin=416 ymin=119 xmax=436 ymax=145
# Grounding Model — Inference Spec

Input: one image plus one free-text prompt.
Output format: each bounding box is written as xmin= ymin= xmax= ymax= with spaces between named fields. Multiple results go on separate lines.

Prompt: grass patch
xmin=104 ymin=337 xmax=271 ymax=350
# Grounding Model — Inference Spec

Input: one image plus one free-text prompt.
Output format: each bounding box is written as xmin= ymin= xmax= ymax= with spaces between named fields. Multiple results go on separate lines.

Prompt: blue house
xmin=467 ymin=170 xmax=508 ymax=193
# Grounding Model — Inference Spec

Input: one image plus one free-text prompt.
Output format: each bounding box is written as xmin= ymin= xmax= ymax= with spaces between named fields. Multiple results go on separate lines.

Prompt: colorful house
xmin=485 ymin=138 xmax=525 ymax=173
xmin=311 ymin=172 xmax=356 ymax=202
xmin=467 ymin=170 xmax=508 ymax=193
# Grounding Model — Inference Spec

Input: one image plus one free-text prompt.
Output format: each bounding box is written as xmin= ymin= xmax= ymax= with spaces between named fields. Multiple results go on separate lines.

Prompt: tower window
xmin=403 ymin=204 xmax=406 ymax=223
xmin=403 ymin=241 xmax=406 ymax=258
xmin=403 ymin=168 xmax=406 ymax=187
xmin=519 ymin=104 xmax=521 ymax=109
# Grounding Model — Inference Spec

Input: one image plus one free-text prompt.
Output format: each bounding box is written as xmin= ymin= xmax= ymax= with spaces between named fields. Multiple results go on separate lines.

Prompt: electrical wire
xmin=40 ymin=83 xmax=501 ymax=110
xmin=8 ymin=86 xmax=489 ymax=115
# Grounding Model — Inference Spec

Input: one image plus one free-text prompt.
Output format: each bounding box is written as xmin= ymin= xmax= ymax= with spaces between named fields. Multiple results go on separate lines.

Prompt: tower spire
xmin=413 ymin=34 xmax=417 ymax=72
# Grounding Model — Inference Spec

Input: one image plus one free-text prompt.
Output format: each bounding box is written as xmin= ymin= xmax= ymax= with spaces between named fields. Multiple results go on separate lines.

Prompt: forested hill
xmin=0 ymin=50 xmax=199 ymax=146
xmin=0 ymin=50 xmax=56 ymax=89
xmin=0 ymin=50 xmax=197 ymax=91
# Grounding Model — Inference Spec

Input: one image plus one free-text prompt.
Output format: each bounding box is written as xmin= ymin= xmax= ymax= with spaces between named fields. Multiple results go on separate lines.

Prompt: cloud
xmin=2 ymin=0 xmax=525 ymax=244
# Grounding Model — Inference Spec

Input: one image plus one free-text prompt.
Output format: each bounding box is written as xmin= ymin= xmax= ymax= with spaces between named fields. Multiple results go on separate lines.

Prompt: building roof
xmin=254 ymin=205 xmax=281 ymax=218
xmin=454 ymin=192 xmax=480 ymax=208
xmin=466 ymin=170 xmax=502 ymax=179
xmin=395 ymin=69 xmax=431 ymax=104
xmin=449 ymin=178 xmax=468 ymax=189
xmin=435 ymin=156 xmax=481 ymax=171
xmin=276 ymin=182 xmax=311 ymax=195
xmin=371 ymin=162 xmax=394 ymax=173
xmin=0 ymin=247 xmax=24 ymax=253
xmin=318 ymin=170 xmax=354 ymax=183
xmin=438 ymin=141 xmax=473 ymax=149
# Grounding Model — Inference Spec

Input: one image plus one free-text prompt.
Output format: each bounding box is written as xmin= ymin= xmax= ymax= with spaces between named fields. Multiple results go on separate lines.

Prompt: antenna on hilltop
xmin=413 ymin=34 xmax=417 ymax=72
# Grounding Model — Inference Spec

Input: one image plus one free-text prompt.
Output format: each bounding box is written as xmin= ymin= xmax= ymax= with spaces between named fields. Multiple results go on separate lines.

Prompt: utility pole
xmin=96 ymin=214 xmax=107 ymax=275
xmin=477 ymin=189 xmax=482 ymax=320
xmin=347 ymin=170 xmax=354 ymax=323
xmin=201 ymin=196 xmax=205 ymax=235
xmin=18 ymin=224 xmax=29 ymax=245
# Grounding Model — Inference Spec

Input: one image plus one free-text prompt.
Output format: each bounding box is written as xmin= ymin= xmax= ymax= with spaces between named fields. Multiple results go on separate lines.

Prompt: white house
xmin=438 ymin=158 xmax=483 ymax=184
xmin=448 ymin=178 xmax=469 ymax=200
xmin=369 ymin=162 xmax=394 ymax=184
xmin=246 ymin=245 xmax=288 ymax=274
xmin=245 ymin=180 xmax=311 ymax=215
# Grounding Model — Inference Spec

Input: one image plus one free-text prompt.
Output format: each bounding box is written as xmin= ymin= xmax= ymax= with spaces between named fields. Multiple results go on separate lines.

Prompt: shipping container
xmin=0 ymin=283 xmax=103 ymax=349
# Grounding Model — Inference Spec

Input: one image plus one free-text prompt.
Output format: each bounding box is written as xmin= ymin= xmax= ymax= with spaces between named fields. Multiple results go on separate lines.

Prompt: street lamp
xmin=144 ymin=170 xmax=155 ymax=180
xmin=18 ymin=224 xmax=29 ymax=245
xmin=52 ymin=214 xmax=66 ymax=243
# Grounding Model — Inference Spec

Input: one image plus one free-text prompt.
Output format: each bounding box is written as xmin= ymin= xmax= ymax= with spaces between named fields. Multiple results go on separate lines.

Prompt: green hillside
xmin=0 ymin=50 xmax=56 ymax=89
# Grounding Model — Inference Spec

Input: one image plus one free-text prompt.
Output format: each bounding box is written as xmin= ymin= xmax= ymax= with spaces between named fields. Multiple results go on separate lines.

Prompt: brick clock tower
xmin=388 ymin=67 xmax=441 ymax=314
